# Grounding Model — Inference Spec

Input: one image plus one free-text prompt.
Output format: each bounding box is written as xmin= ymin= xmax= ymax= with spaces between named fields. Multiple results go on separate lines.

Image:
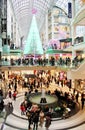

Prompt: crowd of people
xmin=0 ymin=70 xmax=85 ymax=130
xmin=24 ymin=103 xmax=51 ymax=130
xmin=0 ymin=55 xmax=84 ymax=67
xmin=20 ymin=93 xmax=52 ymax=130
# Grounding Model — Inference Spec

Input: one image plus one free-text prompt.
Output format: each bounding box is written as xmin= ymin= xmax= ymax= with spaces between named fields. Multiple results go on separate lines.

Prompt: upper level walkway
xmin=0 ymin=56 xmax=84 ymax=71
xmin=0 ymin=65 xmax=68 ymax=71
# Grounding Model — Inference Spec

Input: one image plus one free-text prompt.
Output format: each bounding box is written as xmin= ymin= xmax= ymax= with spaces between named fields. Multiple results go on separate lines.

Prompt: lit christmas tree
xmin=24 ymin=9 xmax=43 ymax=55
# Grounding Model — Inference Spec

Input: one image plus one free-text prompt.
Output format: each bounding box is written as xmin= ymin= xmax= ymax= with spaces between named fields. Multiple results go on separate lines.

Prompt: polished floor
xmin=1 ymin=83 xmax=85 ymax=130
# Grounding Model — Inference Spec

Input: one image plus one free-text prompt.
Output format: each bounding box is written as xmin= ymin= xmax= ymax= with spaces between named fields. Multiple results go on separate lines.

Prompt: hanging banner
xmin=68 ymin=2 xmax=72 ymax=18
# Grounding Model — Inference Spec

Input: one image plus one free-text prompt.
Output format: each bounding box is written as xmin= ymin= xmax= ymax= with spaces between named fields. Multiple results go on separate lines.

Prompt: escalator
xmin=67 ymin=60 xmax=85 ymax=79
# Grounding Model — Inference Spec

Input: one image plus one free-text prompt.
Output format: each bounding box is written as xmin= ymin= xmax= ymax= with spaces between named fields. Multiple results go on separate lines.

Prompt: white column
xmin=71 ymin=25 xmax=76 ymax=57
xmin=72 ymin=0 xmax=75 ymax=19
xmin=52 ymin=14 xmax=54 ymax=39
xmin=70 ymin=0 xmax=76 ymax=88
xmin=71 ymin=0 xmax=76 ymax=63
xmin=45 ymin=13 xmax=48 ymax=45
xmin=71 ymin=0 xmax=76 ymax=45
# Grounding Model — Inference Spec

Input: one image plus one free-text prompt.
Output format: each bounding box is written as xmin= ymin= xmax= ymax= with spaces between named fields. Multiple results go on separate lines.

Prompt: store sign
xmin=68 ymin=2 xmax=72 ymax=18
xmin=74 ymin=37 xmax=84 ymax=44
xmin=60 ymin=38 xmax=72 ymax=49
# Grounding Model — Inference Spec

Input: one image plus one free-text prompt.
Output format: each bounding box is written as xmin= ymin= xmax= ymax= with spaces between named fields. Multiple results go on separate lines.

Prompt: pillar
xmin=2 ymin=0 xmax=10 ymax=55
xmin=71 ymin=0 xmax=76 ymax=61
xmin=69 ymin=0 xmax=76 ymax=90
xmin=51 ymin=12 xmax=54 ymax=39
xmin=45 ymin=12 xmax=48 ymax=45
xmin=0 ymin=0 xmax=3 ymax=62
xmin=72 ymin=0 xmax=75 ymax=18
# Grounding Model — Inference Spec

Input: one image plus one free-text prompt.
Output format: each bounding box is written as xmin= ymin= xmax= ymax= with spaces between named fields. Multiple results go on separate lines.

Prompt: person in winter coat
xmin=45 ymin=114 xmax=51 ymax=130
xmin=26 ymin=111 xmax=33 ymax=130
xmin=13 ymin=91 xmax=17 ymax=100
xmin=39 ymin=110 xmax=44 ymax=127
xmin=33 ymin=111 xmax=39 ymax=130
xmin=20 ymin=102 xmax=26 ymax=115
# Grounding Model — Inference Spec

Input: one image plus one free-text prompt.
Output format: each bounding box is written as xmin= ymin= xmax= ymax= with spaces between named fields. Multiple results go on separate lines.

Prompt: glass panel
xmin=75 ymin=0 xmax=85 ymax=14
xmin=55 ymin=0 xmax=72 ymax=13
xmin=11 ymin=0 xmax=71 ymax=39
xmin=11 ymin=0 xmax=53 ymax=38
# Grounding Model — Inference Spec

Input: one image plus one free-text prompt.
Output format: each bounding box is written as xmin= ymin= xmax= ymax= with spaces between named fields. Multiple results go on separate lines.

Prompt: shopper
xmin=39 ymin=110 xmax=44 ymax=127
xmin=75 ymin=92 xmax=79 ymax=102
xmin=20 ymin=102 xmax=26 ymax=115
xmin=45 ymin=113 xmax=51 ymax=130
xmin=81 ymin=98 xmax=84 ymax=110
xmin=26 ymin=111 xmax=33 ymax=130
xmin=33 ymin=111 xmax=39 ymax=130
xmin=13 ymin=91 xmax=17 ymax=100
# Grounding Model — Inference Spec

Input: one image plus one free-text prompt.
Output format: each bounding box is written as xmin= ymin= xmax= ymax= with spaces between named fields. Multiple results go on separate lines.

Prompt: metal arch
xmin=16 ymin=11 xmax=45 ymax=21
xmin=12 ymin=0 xmax=30 ymax=5
xmin=12 ymin=0 xmax=50 ymax=14
xmin=32 ymin=6 xmax=46 ymax=15
xmin=14 ymin=5 xmax=29 ymax=13
xmin=13 ymin=4 xmax=29 ymax=8
xmin=18 ymin=22 xmax=30 ymax=28
xmin=12 ymin=2 xmax=47 ymax=19
xmin=34 ymin=0 xmax=49 ymax=7
xmin=14 ymin=7 xmax=30 ymax=15
xmin=53 ymin=5 xmax=68 ymax=16
xmin=13 ymin=2 xmax=30 ymax=11
xmin=11 ymin=0 xmax=30 ymax=15
xmin=16 ymin=12 xmax=30 ymax=17
xmin=12 ymin=0 xmax=53 ymax=14
xmin=55 ymin=0 xmax=72 ymax=14
xmin=15 ymin=7 xmax=45 ymax=17
xmin=15 ymin=8 xmax=45 ymax=19
xmin=12 ymin=0 xmax=69 ymax=15
xmin=17 ymin=14 xmax=31 ymax=21
xmin=11 ymin=0 xmax=55 ymax=38
xmin=34 ymin=1 xmax=49 ymax=11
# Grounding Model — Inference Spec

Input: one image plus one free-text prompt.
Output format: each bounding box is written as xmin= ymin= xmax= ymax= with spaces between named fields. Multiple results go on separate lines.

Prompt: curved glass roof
xmin=55 ymin=0 xmax=72 ymax=13
xmin=11 ymin=0 xmax=72 ymax=39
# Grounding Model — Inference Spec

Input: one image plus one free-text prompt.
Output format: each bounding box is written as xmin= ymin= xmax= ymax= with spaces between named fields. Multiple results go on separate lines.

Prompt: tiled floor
xmin=1 ymin=83 xmax=85 ymax=130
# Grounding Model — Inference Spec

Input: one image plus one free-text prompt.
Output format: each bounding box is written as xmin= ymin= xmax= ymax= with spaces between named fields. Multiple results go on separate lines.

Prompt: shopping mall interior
xmin=0 ymin=0 xmax=85 ymax=130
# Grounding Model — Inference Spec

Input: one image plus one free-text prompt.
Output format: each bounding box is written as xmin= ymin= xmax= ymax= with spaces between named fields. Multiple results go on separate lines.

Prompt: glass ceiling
xmin=55 ymin=0 xmax=72 ymax=13
xmin=11 ymin=0 xmax=72 ymax=39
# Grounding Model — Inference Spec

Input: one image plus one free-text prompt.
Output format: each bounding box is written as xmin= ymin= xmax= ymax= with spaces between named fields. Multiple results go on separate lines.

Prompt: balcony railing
xmin=0 ymin=57 xmax=84 ymax=71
